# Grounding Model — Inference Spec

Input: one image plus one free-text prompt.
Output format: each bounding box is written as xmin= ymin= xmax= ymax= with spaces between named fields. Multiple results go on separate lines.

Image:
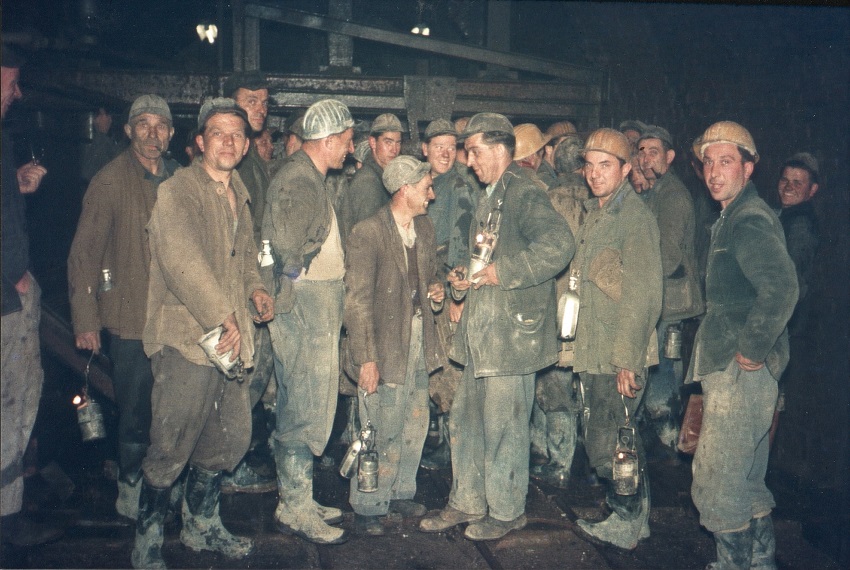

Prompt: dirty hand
xmin=17 ymin=163 xmax=47 ymax=194
xmin=217 ymin=313 xmax=241 ymax=361
xmin=427 ymin=282 xmax=445 ymax=305
xmin=75 ymin=331 xmax=102 ymax=354
xmin=735 ymin=352 xmax=764 ymax=371
xmin=14 ymin=272 xmax=31 ymax=294
xmin=448 ymin=265 xmax=471 ymax=292
xmin=359 ymin=361 xmax=380 ymax=395
xmin=251 ymin=289 xmax=274 ymax=323
xmin=472 ymin=263 xmax=500 ymax=289
xmin=616 ymin=368 xmax=641 ymax=399
xmin=449 ymin=299 xmax=464 ymax=323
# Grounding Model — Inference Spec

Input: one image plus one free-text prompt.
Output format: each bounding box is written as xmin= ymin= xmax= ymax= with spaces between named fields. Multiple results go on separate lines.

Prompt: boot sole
xmin=276 ymin=521 xmax=349 ymax=545
xmin=419 ymin=515 xmax=484 ymax=533
xmin=220 ymin=482 xmax=277 ymax=494
xmin=574 ymin=521 xmax=640 ymax=551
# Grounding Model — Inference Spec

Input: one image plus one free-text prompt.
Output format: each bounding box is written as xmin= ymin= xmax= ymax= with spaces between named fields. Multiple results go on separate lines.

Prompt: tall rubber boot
xmin=750 ymin=514 xmax=777 ymax=570
xmin=131 ymin=480 xmax=171 ymax=569
xmin=117 ymin=443 xmax=148 ymax=520
xmin=421 ymin=412 xmax=452 ymax=470
xmin=529 ymin=400 xmax=549 ymax=464
xmin=530 ymin=410 xmax=577 ymax=488
xmin=707 ymin=524 xmax=754 ymax=570
xmin=576 ymin=471 xmax=650 ymax=550
xmin=273 ymin=441 xmax=348 ymax=545
xmin=179 ymin=465 xmax=254 ymax=558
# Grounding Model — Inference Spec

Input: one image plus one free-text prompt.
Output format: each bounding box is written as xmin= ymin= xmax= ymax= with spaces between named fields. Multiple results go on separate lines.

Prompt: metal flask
xmin=558 ymin=276 xmax=580 ymax=340
xmin=664 ymin=323 xmax=682 ymax=360
xmin=100 ymin=268 xmax=113 ymax=292
xmin=74 ymin=393 xmax=106 ymax=442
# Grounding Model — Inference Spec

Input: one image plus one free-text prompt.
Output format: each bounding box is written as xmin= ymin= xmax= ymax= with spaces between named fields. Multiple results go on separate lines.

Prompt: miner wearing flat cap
xmin=342 ymin=113 xmax=403 ymax=240
xmin=134 ymin=97 xmax=272 ymax=568
xmin=68 ymin=94 xmax=180 ymax=522
xmin=571 ymin=128 xmax=662 ymax=551
xmin=419 ymin=112 xmax=574 ymax=542
xmin=689 ymin=121 xmax=797 ymax=570
xmin=344 ymin=156 xmax=445 ymax=535
xmin=635 ymin=125 xmax=704 ymax=455
xmin=262 ymin=98 xmax=354 ymax=545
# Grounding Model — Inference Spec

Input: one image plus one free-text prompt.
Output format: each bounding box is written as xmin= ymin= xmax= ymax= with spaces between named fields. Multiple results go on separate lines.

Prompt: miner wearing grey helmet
xmin=344 ymin=156 xmax=445 ymax=535
xmin=261 ymin=98 xmax=354 ymax=545
xmin=571 ymin=128 xmax=662 ymax=551
xmin=68 ymin=94 xmax=180 ymax=521
xmin=134 ymin=97 xmax=273 ymax=568
xmin=689 ymin=121 xmax=797 ymax=570
xmin=419 ymin=112 xmax=574 ymax=541
xmin=635 ymin=124 xmax=704 ymax=457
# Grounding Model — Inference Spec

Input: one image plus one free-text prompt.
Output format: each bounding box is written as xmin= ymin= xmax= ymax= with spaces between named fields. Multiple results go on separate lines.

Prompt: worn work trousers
xmin=269 ymin=279 xmax=343 ymax=456
xmin=246 ymin=323 xmax=275 ymax=409
xmin=644 ymin=319 xmax=684 ymax=421
xmin=142 ymin=347 xmax=252 ymax=488
xmin=448 ymin=358 xmax=535 ymax=522
xmin=580 ymin=372 xmax=646 ymax=478
xmin=1 ymin=275 xmax=43 ymax=515
xmin=692 ymin=358 xmax=777 ymax=533
xmin=350 ymin=316 xmax=429 ymax=516
xmin=107 ymin=334 xmax=153 ymax=472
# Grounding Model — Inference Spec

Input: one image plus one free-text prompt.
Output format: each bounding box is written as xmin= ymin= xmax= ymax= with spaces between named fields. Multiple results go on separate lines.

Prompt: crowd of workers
xmin=2 ymin=54 xmax=821 ymax=570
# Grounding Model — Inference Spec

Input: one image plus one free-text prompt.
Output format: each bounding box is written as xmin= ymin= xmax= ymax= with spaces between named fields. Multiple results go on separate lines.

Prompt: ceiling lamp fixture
xmin=410 ymin=0 xmax=430 ymax=36
xmin=196 ymin=24 xmax=218 ymax=44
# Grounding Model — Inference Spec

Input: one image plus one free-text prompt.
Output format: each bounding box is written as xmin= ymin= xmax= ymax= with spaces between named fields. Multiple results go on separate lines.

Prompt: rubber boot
xmin=576 ymin=472 xmax=650 ymax=550
xmin=273 ymin=441 xmax=348 ymax=545
xmin=220 ymin=459 xmax=276 ymax=494
xmin=707 ymin=524 xmax=754 ymax=570
xmin=131 ymin=480 xmax=171 ymax=569
xmin=421 ymin=412 xmax=451 ymax=470
xmin=530 ymin=410 xmax=577 ymax=488
xmin=750 ymin=514 xmax=777 ymax=570
xmin=529 ymin=400 xmax=549 ymax=464
xmin=179 ymin=465 xmax=254 ymax=558
xmin=117 ymin=443 xmax=147 ymax=519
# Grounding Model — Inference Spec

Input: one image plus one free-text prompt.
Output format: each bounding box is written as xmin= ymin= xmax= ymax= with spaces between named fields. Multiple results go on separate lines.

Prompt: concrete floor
xmin=1 ymin=425 xmax=842 ymax=570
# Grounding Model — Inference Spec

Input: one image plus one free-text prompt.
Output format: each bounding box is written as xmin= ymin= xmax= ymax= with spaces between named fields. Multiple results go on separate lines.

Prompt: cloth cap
xmin=513 ymin=123 xmax=552 ymax=160
xmin=283 ymin=111 xmax=305 ymax=138
xmin=129 ymin=94 xmax=172 ymax=123
xmin=638 ymin=125 xmax=674 ymax=148
xmin=783 ymin=152 xmax=819 ymax=177
xmin=460 ymin=112 xmax=514 ymax=140
xmin=382 ymin=155 xmax=431 ymax=194
xmin=302 ymin=99 xmax=354 ymax=140
xmin=222 ymin=70 xmax=269 ymax=97
xmin=619 ymin=119 xmax=648 ymax=135
xmin=582 ymin=128 xmax=631 ymax=163
xmin=353 ymin=139 xmax=371 ymax=163
xmin=370 ymin=113 xmax=404 ymax=135
xmin=693 ymin=121 xmax=759 ymax=163
xmin=423 ymin=119 xmax=457 ymax=141
xmin=1 ymin=45 xmax=26 ymax=68
xmin=546 ymin=121 xmax=577 ymax=139
xmin=197 ymin=97 xmax=249 ymax=131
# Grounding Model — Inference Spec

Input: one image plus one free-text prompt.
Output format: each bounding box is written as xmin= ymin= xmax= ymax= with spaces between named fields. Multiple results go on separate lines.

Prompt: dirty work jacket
xmin=572 ymin=180 xmax=663 ymax=375
xmin=344 ymin=206 xmax=445 ymax=385
xmin=68 ymin=149 xmax=179 ymax=339
xmin=236 ymin=143 xmax=270 ymax=247
xmin=343 ymin=153 xmax=389 ymax=241
xmin=639 ymin=170 xmax=704 ymax=321
xmin=451 ymin=163 xmax=575 ymax=378
xmin=692 ymin=182 xmax=798 ymax=381
xmin=144 ymin=159 xmax=265 ymax=368
xmin=262 ymin=149 xmax=337 ymax=314
xmin=427 ymin=162 xmax=479 ymax=273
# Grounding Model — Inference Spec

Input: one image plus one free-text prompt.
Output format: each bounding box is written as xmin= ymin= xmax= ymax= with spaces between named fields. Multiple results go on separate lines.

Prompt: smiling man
xmin=133 ymin=98 xmax=272 ymax=568
xmin=690 ymin=121 xmax=797 ymax=570
xmin=68 ymin=94 xmax=179 ymax=521
xmin=571 ymin=128 xmax=662 ymax=551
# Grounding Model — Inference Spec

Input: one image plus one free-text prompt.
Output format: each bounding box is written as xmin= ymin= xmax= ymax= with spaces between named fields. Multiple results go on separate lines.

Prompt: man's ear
xmin=666 ymin=149 xmax=676 ymax=166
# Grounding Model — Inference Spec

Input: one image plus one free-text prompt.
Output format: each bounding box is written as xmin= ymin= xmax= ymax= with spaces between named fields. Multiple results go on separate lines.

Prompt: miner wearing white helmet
xmin=262 ymin=98 xmax=355 ymax=545
xmin=689 ymin=121 xmax=797 ymax=570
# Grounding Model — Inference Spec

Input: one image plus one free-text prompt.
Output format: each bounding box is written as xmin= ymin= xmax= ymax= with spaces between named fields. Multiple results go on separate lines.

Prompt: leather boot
xmin=117 ymin=443 xmax=148 ymax=519
xmin=0 ymin=513 xmax=63 ymax=548
xmin=576 ymin=473 xmax=650 ymax=550
xmin=707 ymin=524 xmax=754 ymax=570
xmin=179 ymin=465 xmax=254 ymax=558
xmin=131 ymin=480 xmax=171 ymax=569
xmin=220 ymin=459 xmax=276 ymax=494
xmin=273 ymin=441 xmax=348 ymax=545
xmin=750 ymin=514 xmax=777 ymax=570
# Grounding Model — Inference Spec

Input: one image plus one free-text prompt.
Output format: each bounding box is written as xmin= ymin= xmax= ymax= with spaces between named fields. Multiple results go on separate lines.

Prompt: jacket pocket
xmin=588 ymin=247 xmax=622 ymax=302
xmin=665 ymin=275 xmax=694 ymax=313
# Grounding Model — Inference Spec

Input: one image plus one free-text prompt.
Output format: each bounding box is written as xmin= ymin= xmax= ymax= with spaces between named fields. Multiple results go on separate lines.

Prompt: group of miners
xmin=2 ymin=59 xmax=818 ymax=570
